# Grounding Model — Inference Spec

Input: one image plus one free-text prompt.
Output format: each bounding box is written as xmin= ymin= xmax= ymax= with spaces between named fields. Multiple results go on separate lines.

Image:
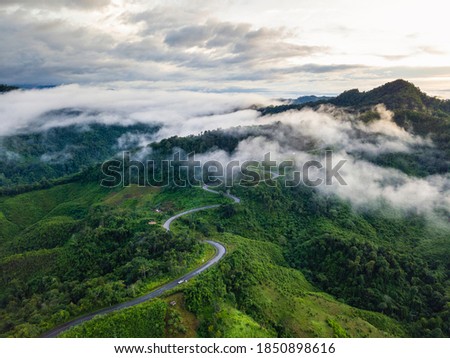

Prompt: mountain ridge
xmin=0 ymin=84 xmax=19 ymax=93
xmin=330 ymin=79 xmax=450 ymax=112
xmin=262 ymin=79 xmax=450 ymax=114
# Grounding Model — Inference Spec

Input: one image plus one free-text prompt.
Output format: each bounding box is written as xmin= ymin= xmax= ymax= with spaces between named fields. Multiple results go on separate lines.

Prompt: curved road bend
xmin=162 ymin=185 xmax=239 ymax=231
xmin=202 ymin=185 xmax=240 ymax=203
xmin=42 ymin=185 xmax=239 ymax=338
xmin=41 ymin=241 xmax=226 ymax=338
xmin=162 ymin=204 xmax=220 ymax=231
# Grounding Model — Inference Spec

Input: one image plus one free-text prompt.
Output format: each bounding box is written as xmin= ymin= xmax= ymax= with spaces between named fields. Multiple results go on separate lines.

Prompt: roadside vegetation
xmin=0 ymin=80 xmax=448 ymax=337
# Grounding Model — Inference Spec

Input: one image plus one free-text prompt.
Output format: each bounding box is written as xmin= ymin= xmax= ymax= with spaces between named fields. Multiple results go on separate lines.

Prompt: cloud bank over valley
xmin=1 ymin=85 xmax=447 ymax=221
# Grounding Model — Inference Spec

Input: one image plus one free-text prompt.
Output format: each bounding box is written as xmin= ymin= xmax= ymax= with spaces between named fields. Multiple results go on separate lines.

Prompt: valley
xmin=0 ymin=80 xmax=449 ymax=338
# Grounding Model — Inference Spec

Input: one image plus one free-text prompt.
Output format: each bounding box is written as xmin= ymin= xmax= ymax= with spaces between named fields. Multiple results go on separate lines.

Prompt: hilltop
xmin=260 ymin=80 xmax=450 ymax=155
xmin=290 ymin=95 xmax=334 ymax=105
xmin=330 ymin=79 xmax=450 ymax=112
xmin=0 ymin=79 xmax=449 ymax=338
xmin=262 ymin=79 xmax=450 ymax=114
xmin=0 ymin=84 xmax=19 ymax=93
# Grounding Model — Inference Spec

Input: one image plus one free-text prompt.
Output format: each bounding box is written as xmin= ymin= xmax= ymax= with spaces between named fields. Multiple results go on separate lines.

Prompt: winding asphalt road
xmin=162 ymin=185 xmax=239 ymax=231
xmin=42 ymin=185 xmax=238 ymax=338
xmin=162 ymin=204 xmax=221 ymax=230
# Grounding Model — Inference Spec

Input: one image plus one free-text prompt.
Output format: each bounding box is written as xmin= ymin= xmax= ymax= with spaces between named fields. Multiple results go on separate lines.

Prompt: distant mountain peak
xmin=0 ymin=84 xmax=19 ymax=93
xmin=331 ymin=79 xmax=432 ymax=111
xmin=289 ymin=95 xmax=334 ymax=105
xmin=380 ymin=79 xmax=416 ymax=89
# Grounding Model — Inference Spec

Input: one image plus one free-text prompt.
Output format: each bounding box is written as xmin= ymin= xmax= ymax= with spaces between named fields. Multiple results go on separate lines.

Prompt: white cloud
xmin=321 ymin=151 xmax=450 ymax=215
xmin=259 ymin=104 xmax=430 ymax=156
xmin=0 ymin=1 xmax=449 ymax=96
xmin=0 ymin=85 xmax=448 ymax=220
xmin=0 ymin=84 xmax=276 ymax=137
xmin=356 ymin=104 xmax=429 ymax=144
xmin=162 ymin=101 xmax=448 ymax=219
xmin=0 ymin=0 xmax=111 ymax=10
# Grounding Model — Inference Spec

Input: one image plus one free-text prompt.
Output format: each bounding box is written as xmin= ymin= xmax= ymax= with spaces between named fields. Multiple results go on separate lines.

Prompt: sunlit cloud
xmin=0 ymin=0 xmax=449 ymax=96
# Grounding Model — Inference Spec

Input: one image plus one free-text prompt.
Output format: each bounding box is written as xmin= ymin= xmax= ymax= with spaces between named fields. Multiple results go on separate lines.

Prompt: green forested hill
xmin=0 ymin=80 xmax=449 ymax=338
xmin=175 ymin=181 xmax=449 ymax=337
xmin=1 ymin=175 xmax=447 ymax=337
xmin=262 ymin=79 xmax=450 ymax=157
xmin=0 ymin=183 xmax=225 ymax=337
xmin=332 ymin=80 xmax=450 ymax=156
xmin=330 ymin=79 xmax=449 ymax=111
xmin=0 ymin=122 xmax=159 ymax=187
xmin=63 ymin=232 xmax=405 ymax=338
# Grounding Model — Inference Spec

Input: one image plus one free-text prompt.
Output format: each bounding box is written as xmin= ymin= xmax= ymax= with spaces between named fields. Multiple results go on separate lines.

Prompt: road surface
xmin=42 ymin=185 xmax=240 ymax=338
xmin=162 ymin=204 xmax=221 ymax=230
xmin=202 ymin=185 xmax=241 ymax=203
xmin=161 ymin=186 xmax=240 ymax=231
xmin=41 ymin=241 xmax=226 ymax=338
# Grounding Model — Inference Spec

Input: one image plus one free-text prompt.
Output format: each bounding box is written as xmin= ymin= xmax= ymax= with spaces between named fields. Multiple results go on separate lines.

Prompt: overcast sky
xmin=1 ymin=0 xmax=449 ymax=97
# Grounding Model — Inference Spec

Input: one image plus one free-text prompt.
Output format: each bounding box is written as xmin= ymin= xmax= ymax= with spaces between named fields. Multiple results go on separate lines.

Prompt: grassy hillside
xmin=185 ymin=233 xmax=404 ymax=338
xmin=0 ymin=174 xmax=447 ymax=337
xmin=60 ymin=300 xmax=167 ymax=338
xmin=171 ymin=180 xmax=449 ymax=337
xmin=59 ymin=233 xmax=403 ymax=338
xmin=0 ymin=183 xmax=232 ymax=337
xmin=0 ymin=182 xmax=109 ymax=257
xmin=0 ymin=80 xmax=448 ymax=338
